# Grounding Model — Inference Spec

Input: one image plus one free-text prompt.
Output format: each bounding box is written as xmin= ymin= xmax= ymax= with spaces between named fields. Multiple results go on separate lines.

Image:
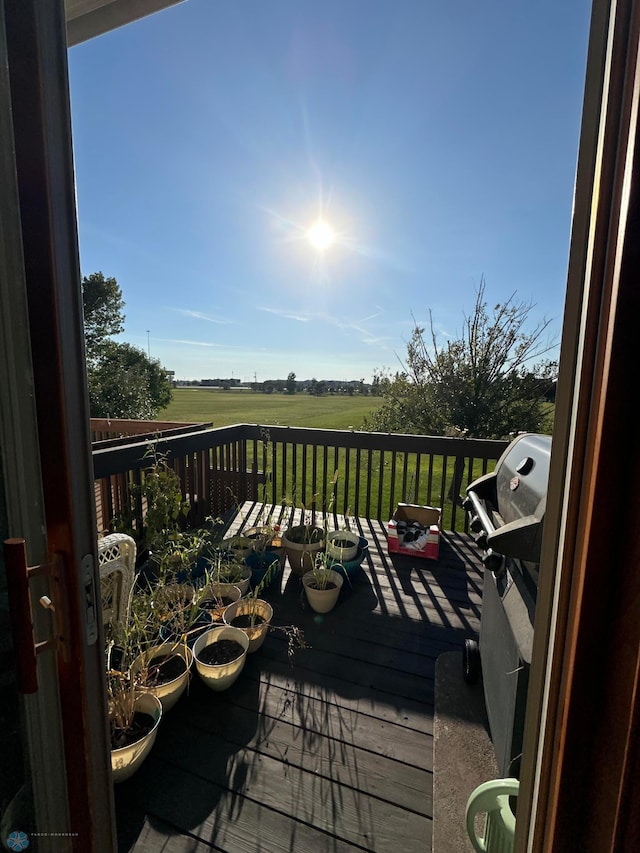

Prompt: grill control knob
xmin=469 ymin=515 xmax=483 ymax=533
xmin=462 ymin=496 xmax=473 ymax=512
xmin=474 ymin=532 xmax=488 ymax=549
xmin=482 ymin=548 xmax=504 ymax=576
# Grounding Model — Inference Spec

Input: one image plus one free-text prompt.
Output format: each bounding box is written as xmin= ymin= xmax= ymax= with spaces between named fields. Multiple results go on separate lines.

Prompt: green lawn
xmin=160 ymin=388 xmax=383 ymax=430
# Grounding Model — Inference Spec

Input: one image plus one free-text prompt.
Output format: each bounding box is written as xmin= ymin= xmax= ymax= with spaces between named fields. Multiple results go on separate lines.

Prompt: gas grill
xmin=462 ymin=432 xmax=552 ymax=777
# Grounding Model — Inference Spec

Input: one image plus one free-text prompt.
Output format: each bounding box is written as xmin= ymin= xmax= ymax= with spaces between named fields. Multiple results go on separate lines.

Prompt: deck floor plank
xmin=115 ymin=507 xmax=483 ymax=852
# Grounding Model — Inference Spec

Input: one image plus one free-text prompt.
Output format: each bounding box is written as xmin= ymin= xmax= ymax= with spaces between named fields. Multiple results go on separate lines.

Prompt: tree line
xmin=82 ymin=272 xmax=557 ymax=438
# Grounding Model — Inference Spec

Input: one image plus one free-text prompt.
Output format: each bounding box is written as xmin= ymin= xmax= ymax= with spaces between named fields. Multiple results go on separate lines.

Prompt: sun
xmin=307 ymin=220 xmax=336 ymax=251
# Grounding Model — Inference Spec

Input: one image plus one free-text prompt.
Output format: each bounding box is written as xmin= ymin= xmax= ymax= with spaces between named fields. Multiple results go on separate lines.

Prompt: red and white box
xmin=387 ymin=503 xmax=441 ymax=560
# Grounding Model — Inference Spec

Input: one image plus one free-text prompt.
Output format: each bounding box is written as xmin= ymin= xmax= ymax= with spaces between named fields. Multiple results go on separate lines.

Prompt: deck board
xmin=115 ymin=508 xmax=483 ymax=852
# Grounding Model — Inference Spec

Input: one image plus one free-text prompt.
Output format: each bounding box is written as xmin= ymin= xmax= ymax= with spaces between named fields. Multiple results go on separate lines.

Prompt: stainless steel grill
xmin=462 ymin=432 xmax=552 ymax=777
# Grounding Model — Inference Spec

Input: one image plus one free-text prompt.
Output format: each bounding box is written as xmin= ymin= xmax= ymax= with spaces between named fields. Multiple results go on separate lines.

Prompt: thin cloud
xmin=361 ymin=334 xmax=391 ymax=345
xmin=156 ymin=338 xmax=237 ymax=348
xmin=259 ymin=306 xmax=310 ymax=322
xmin=357 ymin=310 xmax=383 ymax=324
xmin=173 ymin=308 xmax=233 ymax=324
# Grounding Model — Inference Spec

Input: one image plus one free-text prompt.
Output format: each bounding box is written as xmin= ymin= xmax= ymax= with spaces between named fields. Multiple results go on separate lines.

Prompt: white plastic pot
xmin=192 ymin=625 xmax=249 ymax=691
xmin=198 ymin=582 xmax=242 ymax=623
xmin=111 ymin=692 xmax=162 ymax=783
xmin=132 ymin=641 xmax=193 ymax=712
xmin=302 ymin=569 xmax=344 ymax=614
xmin=217 ymin=565 xmax=252 ymax=596
xmin=325 ymin=530 xmax=360 ymax=563
xmin=223 ymin=598 xmax=273 ymax=653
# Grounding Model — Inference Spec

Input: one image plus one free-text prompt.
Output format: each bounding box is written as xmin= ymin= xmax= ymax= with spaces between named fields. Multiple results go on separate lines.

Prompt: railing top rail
xmin=234 ymin=423 xmax=509 ymax=456
xmin=92 ymin=421 xmax=509 ymax=479
xmin=92 ymin=423 xmax=247 ymax=478
xmin=92 ymin=422 xmax=214 ymax=450
xmin=90 ymin=418 xmax=202 ymax=430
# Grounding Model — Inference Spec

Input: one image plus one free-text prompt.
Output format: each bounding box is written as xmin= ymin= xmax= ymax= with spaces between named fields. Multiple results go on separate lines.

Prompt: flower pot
xmin=192 ymin=625 xmax=249 ymax=691
xmin=156 ymin=591 xmax=211 ymax=647
xmin=302 ymin=569 xmax=344 ymax=614
xmin=132 ymin=642 xmax=193 ymax=712
xmin=152 ymin=581 xmax=196 ymax=613
xmin=244 ymin=549 xmax=282 ymax=590
xmin=244 ymin=525 xmax=283 ymax=551
xmin=223 ymin=598 xmax=273 ymax=653
xmin=282 ymin=525 xmax=324 ymax=577
xmin=198 ymin=582 xmax=242 ymax=623
xmin=326 ymin=536 xmax=369 ymax=582
xmin=326 ymin=530 xmax=360 ymax=563
xmin=111 ymin=692 xmax=162 ymax=783
xmin=214 ymin=563 xmax=252 ymax=596
xmin=222 ymin=535 xmax=253 ymax=561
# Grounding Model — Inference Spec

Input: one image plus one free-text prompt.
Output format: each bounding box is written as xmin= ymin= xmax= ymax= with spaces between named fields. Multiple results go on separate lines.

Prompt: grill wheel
xmin=462 ymin=638 xmax=481 ymax=685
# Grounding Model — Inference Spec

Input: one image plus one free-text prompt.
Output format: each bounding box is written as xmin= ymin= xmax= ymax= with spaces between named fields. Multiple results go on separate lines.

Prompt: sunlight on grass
xmin=161 ymin=389 xmax=383 ymax=430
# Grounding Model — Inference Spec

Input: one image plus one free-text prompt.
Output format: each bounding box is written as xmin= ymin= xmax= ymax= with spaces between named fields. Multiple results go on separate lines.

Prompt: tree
xmin=308 ymin=378 xmax=327 ymax=396
xmin=87 ymin=341 xmax=172 ymax=419
xmin=81 ymin=272 xmax=172 ymax=418
xmin=82 ymin=272 xmax=125 ymax=360
xmin=286 ymin=372 xmax=297 ymax=395
xmin=363 ymin=279 xmax=558 ymax=440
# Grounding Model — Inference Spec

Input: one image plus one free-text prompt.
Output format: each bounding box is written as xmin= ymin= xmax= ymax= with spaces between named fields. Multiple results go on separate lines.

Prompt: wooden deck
xmin=114 ymin=505 xmax=484 ymax=853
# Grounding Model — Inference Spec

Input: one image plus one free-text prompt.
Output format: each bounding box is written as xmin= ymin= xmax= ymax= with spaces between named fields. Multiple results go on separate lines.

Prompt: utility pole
xmin=146 ymin=330 xmax=151 ymax=359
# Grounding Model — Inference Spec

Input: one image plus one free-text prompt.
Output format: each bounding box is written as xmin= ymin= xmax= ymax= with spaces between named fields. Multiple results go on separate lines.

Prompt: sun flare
xmin=307 ymin=220 xmax=335 ymax=251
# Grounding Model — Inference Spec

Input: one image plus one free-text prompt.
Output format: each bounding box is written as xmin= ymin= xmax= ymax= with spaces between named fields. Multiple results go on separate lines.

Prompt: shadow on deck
xmin=114 ymin=510 xmax=486 ymax=853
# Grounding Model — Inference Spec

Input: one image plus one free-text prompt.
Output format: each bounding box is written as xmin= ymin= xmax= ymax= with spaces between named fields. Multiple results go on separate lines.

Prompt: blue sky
xmin=68 ymin=0 xmax=591 ymax=383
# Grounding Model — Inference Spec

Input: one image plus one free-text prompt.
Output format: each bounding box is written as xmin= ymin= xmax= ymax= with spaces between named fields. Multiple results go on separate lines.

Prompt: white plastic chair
xmin=465 ymin=777 xmax=519 ymax=853
xmin=97 ymin=533 xmax=136 ymax=629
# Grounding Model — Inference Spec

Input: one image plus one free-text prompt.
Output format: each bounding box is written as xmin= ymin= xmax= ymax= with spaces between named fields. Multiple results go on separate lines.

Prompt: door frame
xmin=3 ymin=1 xmax=116 ymax=849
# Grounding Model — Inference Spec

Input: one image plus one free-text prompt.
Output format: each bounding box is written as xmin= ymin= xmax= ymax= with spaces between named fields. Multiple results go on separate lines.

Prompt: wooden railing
xmin=92 ymin=423 xmax=508 ymax=536
xmin=90 ymin=418 xmax=208 ymax=443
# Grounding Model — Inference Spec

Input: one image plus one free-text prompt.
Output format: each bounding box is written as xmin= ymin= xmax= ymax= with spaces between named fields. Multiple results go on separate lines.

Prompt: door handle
xmin=4 ymin=538 xmax=66 ymax=694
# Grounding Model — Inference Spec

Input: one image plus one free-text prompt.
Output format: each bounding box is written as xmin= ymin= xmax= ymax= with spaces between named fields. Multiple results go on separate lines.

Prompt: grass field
xmin=160 ymin=388 xmax=383 ymax=430
xmin=157 ymin=388 xmax=479 ymax=529
xmin=156 ymin=388 xmax=507 ymax=529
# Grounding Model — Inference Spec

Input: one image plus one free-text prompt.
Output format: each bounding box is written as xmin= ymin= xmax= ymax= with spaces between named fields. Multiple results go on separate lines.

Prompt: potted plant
xmin=223 ymin=596 xmax=273 ymax=653
xmin=150 ymin=528 xmax=207 ymax=584
xmin=244 ymin=519 xmax=284 ymax=578
xmin=111 ymin=444 xmax=190 ymax=570
xmin=325 ymin=529 xmax=360 ymax=563
xmin=200 ymin=547 xmax=252 ymax=595
xmin=130 ymin=637 xmax=193 ymax=713
xmin=197 ymin=581 xmax=242 ymax=624
xmin=107 ymin=645 xmax=163 ymax=783
xmin=192 ymin=624 xmax=250 ymax=691
xmin=244 ymin=546 xmax=282 ymax=591
xmin=221 ymin=559 xmax=275 ymax=652
xmin=302 ymin=551 xmax=344 ymax=614
xmin=219 ymin=534 xmax=253 ymax=562
xmin=113 ymin=583 xmax=195 ymax=713
xmin=282 ymin=523 xmax=324 ymax=576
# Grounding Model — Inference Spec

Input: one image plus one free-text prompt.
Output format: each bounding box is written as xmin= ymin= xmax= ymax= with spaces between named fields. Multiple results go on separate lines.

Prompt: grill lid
xmin=465 ymin=433 xmax=552 ymax=564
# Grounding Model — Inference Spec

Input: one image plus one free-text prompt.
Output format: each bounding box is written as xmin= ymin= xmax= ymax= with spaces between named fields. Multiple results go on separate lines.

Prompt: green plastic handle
xmin=465 ymin=777 xmax=519 ymax=853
